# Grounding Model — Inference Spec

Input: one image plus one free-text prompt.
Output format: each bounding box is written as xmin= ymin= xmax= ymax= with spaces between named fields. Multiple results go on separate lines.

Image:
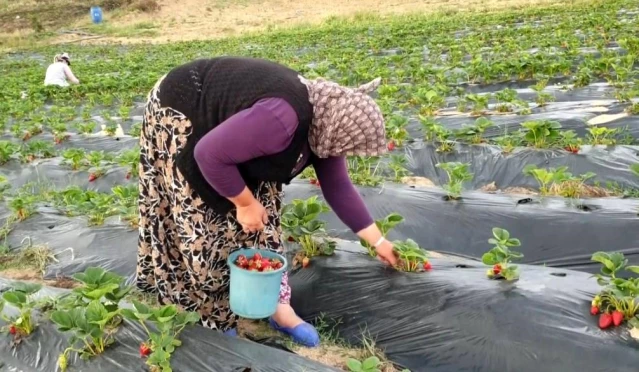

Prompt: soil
xmin=401 ymin=176 xmax=437 ymax=188
xmin=2 ymin=0 xmax=594 ymax=47
xmin=237 ymin=318 xmax=401 ymax=371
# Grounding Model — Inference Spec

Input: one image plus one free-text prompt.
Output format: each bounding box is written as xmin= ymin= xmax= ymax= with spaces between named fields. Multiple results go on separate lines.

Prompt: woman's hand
xmin=236 ymin=199 xmax=269 ymax=233
xmin=375 ymin=239 xmax=398 ymax=266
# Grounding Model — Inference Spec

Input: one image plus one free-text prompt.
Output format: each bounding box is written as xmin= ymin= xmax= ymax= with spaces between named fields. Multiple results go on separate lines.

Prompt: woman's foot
xmin=270 ymin=303 xmax=320 ymax=347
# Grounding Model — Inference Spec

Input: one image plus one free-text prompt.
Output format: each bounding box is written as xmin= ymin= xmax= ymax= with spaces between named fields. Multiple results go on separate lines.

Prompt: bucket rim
xmin=227 ymin=248 xmax=288 ymax=275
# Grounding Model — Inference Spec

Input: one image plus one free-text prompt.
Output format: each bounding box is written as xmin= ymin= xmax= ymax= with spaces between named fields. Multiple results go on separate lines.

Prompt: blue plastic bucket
xmin=90 ymin=6 xmax=103 ymax=24
xmin=228 ymin=248 xmax=287 ymax=319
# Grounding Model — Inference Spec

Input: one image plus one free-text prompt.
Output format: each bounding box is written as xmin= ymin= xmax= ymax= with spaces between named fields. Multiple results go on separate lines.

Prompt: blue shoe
xmin=269 ymin=318 xmax=320 ymax=347
xmin=223 ymin=328 xmax=238 ymax=337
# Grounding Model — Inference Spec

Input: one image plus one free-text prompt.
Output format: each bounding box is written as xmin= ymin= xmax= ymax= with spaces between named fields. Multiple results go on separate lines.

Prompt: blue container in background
xmin=90 ymin=6 xmax=103 ymax=24
xmin=228 ymin=248 xmax=287 ymax=319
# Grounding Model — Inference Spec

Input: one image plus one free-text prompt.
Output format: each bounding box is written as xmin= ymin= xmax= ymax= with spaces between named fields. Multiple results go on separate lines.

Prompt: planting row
xmin=3 ymin=3 xmax=639 ymax=147
xmin=289 ymin=241 xmax=639 ymax=372
xmin=0 ymin=273 xmax=336 ymax=372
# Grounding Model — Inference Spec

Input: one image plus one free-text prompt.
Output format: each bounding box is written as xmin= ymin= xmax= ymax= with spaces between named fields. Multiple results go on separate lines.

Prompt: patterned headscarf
xmin=298 ymin=76 xmax=387 ymax=159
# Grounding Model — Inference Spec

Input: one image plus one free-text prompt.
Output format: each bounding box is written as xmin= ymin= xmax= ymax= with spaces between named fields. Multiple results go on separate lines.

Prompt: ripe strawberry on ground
xmin=599 ymin=313 xmax=613 ymax=329
xmin=492 ymin=264 xmax=502 ymax=275
xmin=424 ymin=262 xmax=432 ymax=271
xmin=125 ymin=172 xmax=132 ymax=180
xmin=612 ymin=310 xmax=624 ymax=326
xmin=9 ymin=325 xmax=17 ymax=335
xmin=302 ymin=257 xmax=310 ymax=268
xmin=387 ymin=141 xmax=396 ymax=151
xmin=287 ymin=236 xmax=296 ymax=242
xmin=88 ymin=173 xmax=98 ymax=182
xmin=139 ymin=343 xmax=151 ymax=357
xmin=590 ymin=306 xmax=599 ymax=316
xmin=309 ymin=178 xmax=318 ymax=185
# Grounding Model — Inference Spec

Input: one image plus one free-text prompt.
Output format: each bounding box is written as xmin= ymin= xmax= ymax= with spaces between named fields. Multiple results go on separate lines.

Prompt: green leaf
xmin=626 ymin=266 xmax=639 ymax=274
xmin=184 ymin=311 xmax=200 ymax=324
xmin=2 ymin=291 xmax=27 ymax=306
xmin=347 ymin=358 xmax=363 ymax=372
xmin=11 ymin=282 xmax=42 ymax=295
xmin=51 ymin=310 xmax=74 ymax=330
xmin=120 ymin=308 xmax=139 ymax=321
xmin=492 ymin=228 xmax=509 ymax=241
xmin=482 ymin=252 xmax=497 ymax=265
xmin=362 ymin=356 xmax=381 ymax=370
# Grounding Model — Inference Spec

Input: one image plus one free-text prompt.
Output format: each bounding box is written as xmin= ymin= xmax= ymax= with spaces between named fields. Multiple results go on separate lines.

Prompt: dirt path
xmin=50 ymin=0 xmax=582 ymax=45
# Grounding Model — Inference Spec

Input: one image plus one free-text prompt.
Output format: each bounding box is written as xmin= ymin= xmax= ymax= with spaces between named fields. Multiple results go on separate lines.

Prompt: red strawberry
xmin=387 ymin=141 xmax=396 ymax=151
xmin=598 ymin=313 xmax=613 ymax=329
xmin=139 ymin=343 xmax=151 ymax=357
xmin=9 ymin=325 xmax=17 ymax=335
xmin=309 ymin=178 xmax=318 ymax=185
xmin=493 ymin=264 xmax=502 ymax=275
xmin=612 ymin=310 xmax=624 ymax=326
xmin=88 ymin=173 xmax=98 ymax=182
xmin=302 ymin=257 xmax=310 ymax=268
xmin=253 ymin=253 xmax=263 ymax=262
xmin=424 ymin=262 xmax=432 ymax=271
xmin=590 ymin=306 xmax=599 ymax=316
xmin=261 ymin=258 xmax=272 ymax=270
xmin=125 ymin=172 xmax=132 ymax=180
xmin=236 ymin=255 xmax=249 ymax=268
xmin=287 ymin=236 xmax=296 ymax=242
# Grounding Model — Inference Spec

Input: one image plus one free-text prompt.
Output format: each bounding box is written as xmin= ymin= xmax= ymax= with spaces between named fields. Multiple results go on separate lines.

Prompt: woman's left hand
xmin=375 ymin=239 xmax=398 ymax=266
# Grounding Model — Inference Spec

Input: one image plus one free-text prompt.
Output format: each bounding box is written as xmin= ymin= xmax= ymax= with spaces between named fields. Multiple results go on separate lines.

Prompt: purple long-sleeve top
xmin=193 ymin=98 xmax=374 ymax=233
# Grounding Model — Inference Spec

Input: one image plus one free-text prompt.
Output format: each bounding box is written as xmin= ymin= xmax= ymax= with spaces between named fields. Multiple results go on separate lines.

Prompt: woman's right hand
xmin=236 ymin=199 xmax=269 ymax=233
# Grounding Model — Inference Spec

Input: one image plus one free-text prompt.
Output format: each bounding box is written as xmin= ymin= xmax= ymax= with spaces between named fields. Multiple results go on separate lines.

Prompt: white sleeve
xmin=64 ymin=65 xmax=80 ymax=84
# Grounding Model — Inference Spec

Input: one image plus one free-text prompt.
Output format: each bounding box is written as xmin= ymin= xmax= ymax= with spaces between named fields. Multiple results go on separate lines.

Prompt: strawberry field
xmin=1 ymin=1 xmax=639 ymax=371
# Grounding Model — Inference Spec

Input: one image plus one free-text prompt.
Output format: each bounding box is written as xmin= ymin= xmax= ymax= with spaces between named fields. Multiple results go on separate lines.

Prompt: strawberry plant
xmin=388 ymin=154 xmax=410 ymax=182
xmin=61 ymin=148 xmax=87 ymax=170
xmin=129 ymin=123 xmax=142 ymax=137
xmin=586 ymin=126 xmax=617 ymax=146
xmin=73 ymin=122 xmax=96 ymax=135
xmin=453 ymin=117 xmax=494 ymax=144
xmin=482 ymin=228 xmax=523 ymax=281
xmin=116 ymin=147 xmax=140 ymax=179
xmin=19 ymin=140 xmax=56 ymax=162
xmin=464 ymin=93 xmax=490 ymax=116
xmin=494 ymin=88 xmax=524 ymax=112
xmin=50 ymin=122 xmax=69 ymax=144
xmin=590 ymin=251 xmax=639 ymax=329
xmin=0 ymin=282 xmax=43 ymax=343
xmin=8 ymin=194 xmax=36 ymax=221
xmin=520 ymin=120 xmax=562 ymax=148
xmin=392 ymin=239 xmax=430 ymax=272
xmin=360 ymin=213 xmax=404 ymax=256
xmin=86 ymin=150 xmax=114 ymax=182
xmin=386 ymin=115 xmax=409 ymax=148
xmin=0 ymin=141 xmax=19 ymax=164
xmin=523 ymin=165 xmax=569 ymax=195
xmin=559 ymin=130 xmax=582 ymax=153
xmin=436 ymin=162 xmax=473 ymax=200
xmin=112 ymin=185 xmax=139 ymax=227
xmin=347 ymin=356 xmax=382 ymax=372
xmin=531 ymin=79 xmax=555 ymax=107
xmin=412 ymin=89 xmax=445 ymax=116
xmin=281 ymin=196 xmax=335 ymax=267
xmin=52 ymin=300 xmax=122 ymax=368
xmin=552 ymin=171 xmax=597 ymax=198
xmin=69 ymin=267 xmax=131 ymax=306
xmin=348 ymin=156 xmax=383 ymax=187
xmin=122 ymin=301 xmax=200 ymax=372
